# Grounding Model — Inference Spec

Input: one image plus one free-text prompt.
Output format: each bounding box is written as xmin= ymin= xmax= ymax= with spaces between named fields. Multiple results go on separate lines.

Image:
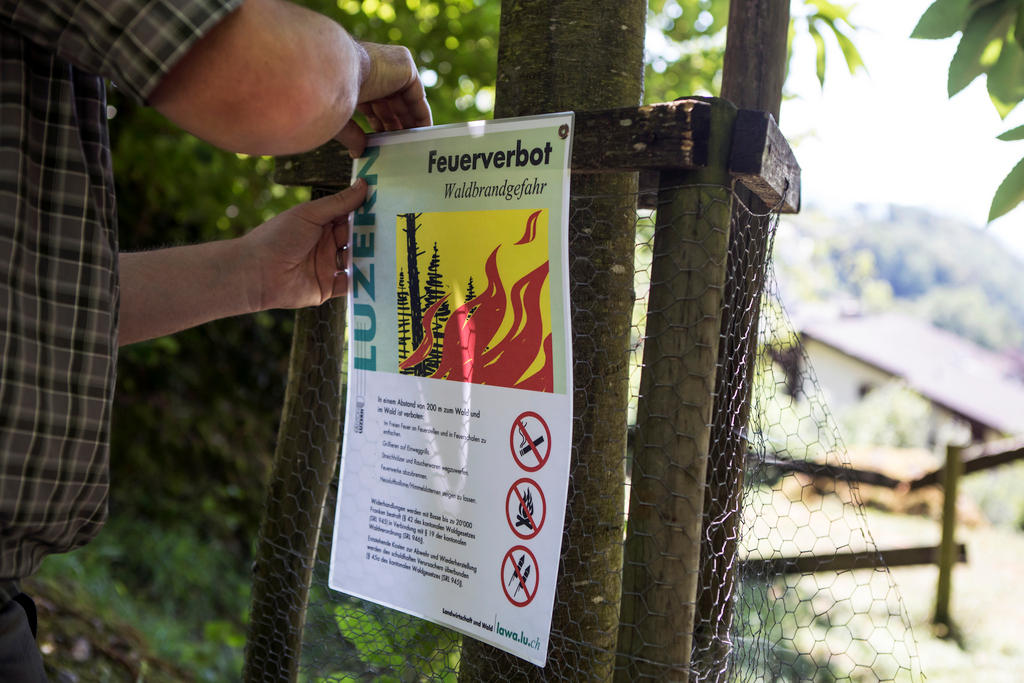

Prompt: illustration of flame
xmin=516 ymin=488 xmax=535 ymax=530
xmin=404 ymin=243 xmax=553 ymax=392
xmin=515 ymin=210 xmax=542 ymax=245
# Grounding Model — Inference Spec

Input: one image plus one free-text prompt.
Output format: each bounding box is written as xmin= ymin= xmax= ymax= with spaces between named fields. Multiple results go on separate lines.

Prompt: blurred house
xmin=780 ymin=311 xmax=1024 ymax=444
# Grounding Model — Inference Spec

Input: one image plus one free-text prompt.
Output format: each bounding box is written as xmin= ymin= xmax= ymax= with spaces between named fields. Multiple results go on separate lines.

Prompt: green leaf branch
xmin=914 ymin=0 xmax=1024 ymax=221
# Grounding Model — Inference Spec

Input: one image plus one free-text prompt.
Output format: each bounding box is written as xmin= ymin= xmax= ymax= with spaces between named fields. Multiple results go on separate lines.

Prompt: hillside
xmin=774 ymin=205 xmax=1024 ymax=353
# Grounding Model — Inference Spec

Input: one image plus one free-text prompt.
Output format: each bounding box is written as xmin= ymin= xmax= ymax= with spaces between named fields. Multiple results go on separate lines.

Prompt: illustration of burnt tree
xmin=397 ymin=268 xmax=411 ymax=361
xmin=465 ymin=276 xmax=475 ymax=302
xmin=423 ymin=242 xmax=451 ymax=375
xmin=399 ymin=212 xmax=427 ymax=376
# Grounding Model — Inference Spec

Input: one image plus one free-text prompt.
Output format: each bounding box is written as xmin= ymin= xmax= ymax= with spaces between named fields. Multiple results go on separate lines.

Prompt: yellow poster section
xmin=396 ymin=208 xmax=552 ymax=381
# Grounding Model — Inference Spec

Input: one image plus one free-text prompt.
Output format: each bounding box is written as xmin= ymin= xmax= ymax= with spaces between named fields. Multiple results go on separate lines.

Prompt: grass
xmin=32 ymin=514 xmax=251 ymax=681
xmin=862 ymin=506 xmax=1024 ymax=682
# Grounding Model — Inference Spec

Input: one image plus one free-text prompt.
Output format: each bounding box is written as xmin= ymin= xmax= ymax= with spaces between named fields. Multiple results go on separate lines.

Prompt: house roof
xmin=798 ymin=312 xmax=1024 ymax=435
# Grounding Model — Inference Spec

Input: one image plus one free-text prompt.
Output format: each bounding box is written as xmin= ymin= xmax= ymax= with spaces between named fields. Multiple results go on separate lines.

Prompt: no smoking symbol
xmin=506 ymin=478 xmax=546 ymax=540
xmin=509 ymin=411 xmax=551 ymax=472
xmin=502 ymin=545 xmax=539 ymax=607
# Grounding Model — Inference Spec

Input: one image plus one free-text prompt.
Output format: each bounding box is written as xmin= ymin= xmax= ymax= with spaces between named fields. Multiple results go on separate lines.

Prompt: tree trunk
xmin=244 ymin=190 xmax=347 ymax=683
xmin=693 ymin=2 xmax=790 ymax=679
xmin=458 ymin=1 xmax=646 ymax=680
xmin=615 ymin=97 xmax=737 ymax=682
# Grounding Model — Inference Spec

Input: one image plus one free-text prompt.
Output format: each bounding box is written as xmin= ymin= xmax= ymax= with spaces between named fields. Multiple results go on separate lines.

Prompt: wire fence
xmin=243 ymin=180 xmax=923 ymax=681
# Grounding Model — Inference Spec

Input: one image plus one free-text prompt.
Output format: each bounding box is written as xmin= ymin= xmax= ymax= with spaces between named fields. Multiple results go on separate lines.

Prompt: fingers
xmin=354 ymin=42 xmax=432 ymax=135
xmin=399 ymin=77 xmax=432 ymax=128
xmin=336 ymin=120 xmax=367 ymax=158
xmin=293 ymin=178 xmax=367 ymax=226
xmin=313 ymin=221 xmax=342 ymax=302
xmin=328 ymin=220 xmax=350 ymax=299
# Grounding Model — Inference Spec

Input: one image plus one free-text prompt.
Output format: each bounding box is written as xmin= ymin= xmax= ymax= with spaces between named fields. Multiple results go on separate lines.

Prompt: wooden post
xmin=615 ymin=97 xmax=737 ymax=682
xmin=694 ymin=1 xmax=791 ymax=678
xmin=457 ymin=1 xmax=646 ymax=680
xmin=934 ymin=442 xmax=964 ymax=634
xmin=243 ymin=190 xmax=347 ymax=683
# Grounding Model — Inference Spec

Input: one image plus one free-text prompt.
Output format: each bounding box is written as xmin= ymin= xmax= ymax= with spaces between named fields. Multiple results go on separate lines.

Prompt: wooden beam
xmin=910 ymin=437 xmax=1024 ymax=490
xmin=274 ymin=144 xmax=353 ymax=190
xmin=758 ymin=455 xmax=903 ymax=489
xmin=729 ymin=109 xmax=801 ymax=213
xmin=571 ymin=99 xmax=710 ymax=172
xmin=273 ymin=100 xmax=712 ymax=188
xmin=743 ymin=544 xmax=967 ymax=575
xmin=272 ymin=100 xmax=802 ymax=213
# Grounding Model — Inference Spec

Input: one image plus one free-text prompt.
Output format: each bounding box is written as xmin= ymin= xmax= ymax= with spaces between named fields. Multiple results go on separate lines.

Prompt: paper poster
xmin=329 ymin=113 xmax=574 ymax=666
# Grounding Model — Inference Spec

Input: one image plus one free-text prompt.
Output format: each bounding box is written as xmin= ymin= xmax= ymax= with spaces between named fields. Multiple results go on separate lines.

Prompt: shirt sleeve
xmin=0 ymin=0 xmax=243 ymax=102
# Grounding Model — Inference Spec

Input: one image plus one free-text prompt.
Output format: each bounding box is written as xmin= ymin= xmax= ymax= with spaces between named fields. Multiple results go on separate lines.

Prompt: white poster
xmin=329 ymin=113 xmax=574 ymax=666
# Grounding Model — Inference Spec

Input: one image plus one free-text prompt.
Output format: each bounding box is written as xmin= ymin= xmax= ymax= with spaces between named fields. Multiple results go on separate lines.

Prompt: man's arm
xmin=118 ymin=180 xmax=367 ymax=346
xmin=148 ymin=0 xmax=431 ymax=156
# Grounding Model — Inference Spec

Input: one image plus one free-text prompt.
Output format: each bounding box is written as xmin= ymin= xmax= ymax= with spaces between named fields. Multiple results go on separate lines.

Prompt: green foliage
xmin=799 ymin=0 xmax=865 ymax=87
xmin=839 ymin=382 xmax=934 ymax=448
xmin=913 ymin=0 xmax=1024 ymax=220
xmin=914 ymin=285 xmax=1024 ymax=349
xmin=945 ymin=1 xmax=1015 ymax=98
xmin=330 ymin=603 xmax=459 ymax=681
xmin=644 ymin=0 xmax=729 ymax=99
xmin=961 ymin=460 xmax=1024 ymax=528
xmin=644 ymin=0 xmax=864 ymax=102
xmin=308 ymin=0 xmax=500 ymax=124
xmin=37 ymin=516 xmax=251 ymax=681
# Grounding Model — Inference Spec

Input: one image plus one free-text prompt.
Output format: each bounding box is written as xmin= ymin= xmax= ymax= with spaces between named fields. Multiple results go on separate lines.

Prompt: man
xmin=0 ymin=0 xmax=431 ymax=675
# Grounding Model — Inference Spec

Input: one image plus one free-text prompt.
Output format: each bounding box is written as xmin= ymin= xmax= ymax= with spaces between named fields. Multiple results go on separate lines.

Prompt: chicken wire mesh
xmin=243 ymin=181 xmax=924 ymax=682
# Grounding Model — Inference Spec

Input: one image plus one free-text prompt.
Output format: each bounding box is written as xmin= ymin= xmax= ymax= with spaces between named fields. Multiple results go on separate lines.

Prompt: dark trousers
xmin=0 ymin=594 xmax=47 ymax=681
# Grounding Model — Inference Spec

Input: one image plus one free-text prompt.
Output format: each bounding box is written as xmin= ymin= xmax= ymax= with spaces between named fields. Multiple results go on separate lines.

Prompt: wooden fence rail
xmin=743 ymin=543 xmax=967 ymax=575
xmin=759 ymin=436 xmax=1024 ymax=491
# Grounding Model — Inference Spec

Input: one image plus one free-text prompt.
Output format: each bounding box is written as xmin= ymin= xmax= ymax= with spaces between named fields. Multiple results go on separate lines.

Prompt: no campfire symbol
xmin=502 ymin=545 xmax=539 ymax=607
xmin=505 ymin=478 xmax=547 ymax=540
xmin=509 ymin=411 xmax=552 ymax=472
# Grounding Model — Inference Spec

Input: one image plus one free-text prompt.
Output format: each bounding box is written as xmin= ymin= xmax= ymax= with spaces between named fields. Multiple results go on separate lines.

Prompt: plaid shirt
xmin=0 ymin=0 xmax=240 ymax=603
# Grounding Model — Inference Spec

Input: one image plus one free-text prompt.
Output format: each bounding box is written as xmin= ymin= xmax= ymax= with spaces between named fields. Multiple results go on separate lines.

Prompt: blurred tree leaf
xmin=997 ymin=122 xmax=1024 ymax=139
xmin=947 ymin=0 xmax=1015 ymax=97
xmin=989 ymin=156 xmax=1024 ymax=221
xmin=1018 ymin=0 xmax=1024 ymax=47
xmin=803 ymin=0 xmax=866 ymax=82
xmin=911 ymin=0 xmax=971 ymax=40
xmin=988 ymin=27 xmax=1024 ymax=115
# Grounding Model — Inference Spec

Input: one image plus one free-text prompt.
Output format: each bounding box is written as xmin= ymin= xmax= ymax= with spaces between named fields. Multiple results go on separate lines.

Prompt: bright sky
xmin=780 ymin=0 xmax=1024 ymax=256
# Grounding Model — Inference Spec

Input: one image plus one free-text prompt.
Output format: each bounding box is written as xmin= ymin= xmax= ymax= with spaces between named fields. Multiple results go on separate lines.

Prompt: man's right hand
xmin=337 ymin=42 xmax=433 ymax=158
xmin=151 ymin=0 xmax=431 ymax=157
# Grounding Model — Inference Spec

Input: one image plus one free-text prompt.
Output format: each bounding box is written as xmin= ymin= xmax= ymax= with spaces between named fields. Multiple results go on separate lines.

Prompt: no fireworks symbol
xmin=502 ymin=545 xmax=539 ymax=607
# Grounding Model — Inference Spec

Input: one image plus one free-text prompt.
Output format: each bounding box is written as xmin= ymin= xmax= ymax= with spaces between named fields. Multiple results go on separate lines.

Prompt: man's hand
xmin=118 ymin=180 xmax=368 ymax=346
xmin=243 ymin=179 xmax=368 ymax=311
xmin=151 ymin=0 xmax=430 ymax=157
xmin=337 ymin=42 xmax=433 ymax=157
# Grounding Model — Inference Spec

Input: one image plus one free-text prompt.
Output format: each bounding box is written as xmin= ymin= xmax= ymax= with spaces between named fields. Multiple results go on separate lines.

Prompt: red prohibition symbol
xmin=509 ymin=411 xmax=552 ymax=472
xmin=502 ymin=545 xmax=539 ymax=607
xmin=505 ymin=478 xmax=547 ymax=540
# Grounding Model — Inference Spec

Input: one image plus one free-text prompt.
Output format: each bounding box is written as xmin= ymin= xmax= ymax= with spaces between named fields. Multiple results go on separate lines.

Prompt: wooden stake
xmin=615 ymin=97 xmax=737 ymax=682
xmin=933 ymin=442 xmax=964 ymax=633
